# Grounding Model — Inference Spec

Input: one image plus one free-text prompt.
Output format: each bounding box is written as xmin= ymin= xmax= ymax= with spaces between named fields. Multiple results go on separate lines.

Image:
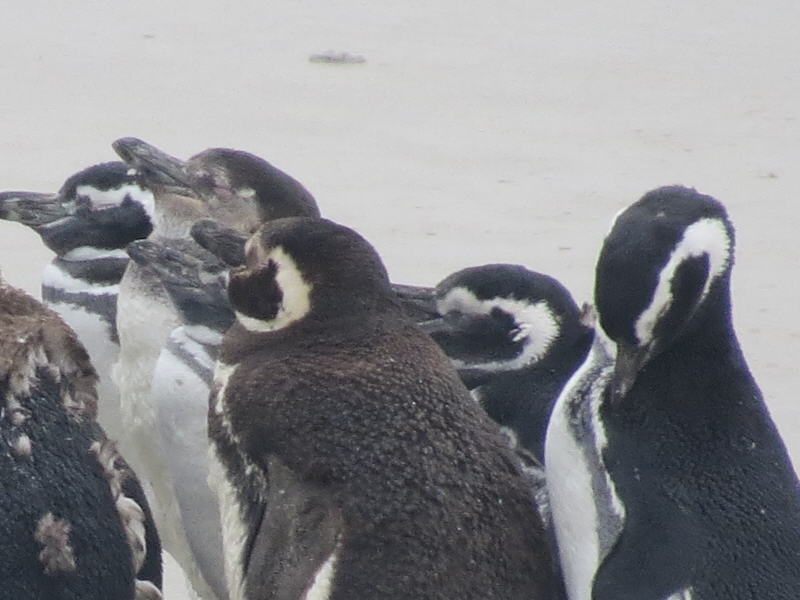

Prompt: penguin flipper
xmin=243 ymin=456 xmax=343 ymax=600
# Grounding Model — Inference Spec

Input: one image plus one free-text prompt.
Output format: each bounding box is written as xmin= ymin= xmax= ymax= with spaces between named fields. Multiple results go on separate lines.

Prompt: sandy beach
xmin=2 ymin=1 xmax=798 ymax=596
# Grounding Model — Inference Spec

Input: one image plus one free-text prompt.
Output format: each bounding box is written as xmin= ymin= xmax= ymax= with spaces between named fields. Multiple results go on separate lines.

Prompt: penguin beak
xmin=127 ymin=239 xmax=234 ymax=330
xmin=454 ymin=367 xmax=494 ymax=390
xmin=112 ymin=137 xmax=196 ymax=195
xmin=191 ymin=219 xmax=248 ymax=267
xmin=416 ymin=317 xmax=450 ymax=335
xmin=391 ymin=283 xmax=439 ymax=322
xmin=609 ymin=342 xmax=649 ymax=406
xmin=0 ymin=191 xmax=72 ymax=227
xmin=126 ymin=239 xmax=192 ymax=282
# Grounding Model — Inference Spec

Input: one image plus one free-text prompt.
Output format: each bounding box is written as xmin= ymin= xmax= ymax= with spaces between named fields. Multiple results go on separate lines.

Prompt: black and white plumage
xmin=209 ymin=217 xmax=558 ymax=600
xmin=397 ymin=264 xmax=593 ymax=463
xmin=0 ymin=161 xmax=154 ymax=444
xmin=546 ymin=186 xmax=800 ymax=600
xmin=0 ymin=275 xmax=161 ymax=599
xmin=112 ymin=137 xmax=319 ymax=600
xmin=126 ymin=238 xmax=233 ymax=600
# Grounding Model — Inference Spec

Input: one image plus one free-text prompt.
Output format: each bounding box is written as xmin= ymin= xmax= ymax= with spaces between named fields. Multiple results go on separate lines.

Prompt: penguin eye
xmin=489 ymin=307 xmax=515 ymax=330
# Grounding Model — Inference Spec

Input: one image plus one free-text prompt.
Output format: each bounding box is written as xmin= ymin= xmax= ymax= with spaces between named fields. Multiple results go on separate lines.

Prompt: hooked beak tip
xmin=609 ymin=342 xmax=649 ymax=407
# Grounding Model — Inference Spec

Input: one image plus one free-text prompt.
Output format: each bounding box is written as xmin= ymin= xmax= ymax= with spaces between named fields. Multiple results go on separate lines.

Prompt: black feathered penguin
xmin=209 ymin=217 xmax=558 ymax=600
xmin=0 ymin=161 xmax=154 ymax=445
xmin=397 ymin=264 xmax=593 ymax=463
xmin=0 ymin=275 xmax=161 ymax=600
xmin=546 ymin=186 xmax=800 ymax=600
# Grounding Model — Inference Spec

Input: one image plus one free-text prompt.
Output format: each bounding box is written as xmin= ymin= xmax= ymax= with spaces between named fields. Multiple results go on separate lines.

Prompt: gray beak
xmin=190 ymin=219 xmax=248 ymax=267
xmin=112 ymin=137 xmax=195 ymax=193
xmin=609 ymin=342 xmax=649 ymax=406
xmin=417 ymin=317 xmax=450 ymax=336
xmin=0 ymin=191 xmax=70 ymax=227
xmin=391 ymin=283 xmax=439 ymax=322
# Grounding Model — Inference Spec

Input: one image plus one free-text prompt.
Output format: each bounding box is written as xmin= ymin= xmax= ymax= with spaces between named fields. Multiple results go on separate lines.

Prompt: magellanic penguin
xmin=210 ymin=217 xmax=559 ymax=600
xmin=112 ymin=137 xmax=320 ymax=600
xmin=0 ymin=162 xmax=154 ymax=444
xmin=126 ymin=237 xmax=234 ymax=600
xmin=0 ymin=274 xmax=162 ymax=599
xmin=396 ymin=264 xmax=594 ymax=463
xmin=545 ymin=185 xmax=800 ymax=600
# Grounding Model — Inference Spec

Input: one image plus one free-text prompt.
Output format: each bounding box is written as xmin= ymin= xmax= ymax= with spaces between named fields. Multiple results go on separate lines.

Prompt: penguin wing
xmin=243 ymin=455 xmax=343 ymax=600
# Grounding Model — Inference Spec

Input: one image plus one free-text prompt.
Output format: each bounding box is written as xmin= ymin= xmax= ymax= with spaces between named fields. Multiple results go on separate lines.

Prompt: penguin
xmin=0 ymin=273 xmax=161 ymax=599
xmin=209 ymin=216 xmax=559 ymax=600
xmin=111 ymin=136 xmax=320 ymax=600
xmin=0 ymin=162 xmax=154 ymax=444
xmin=126 ymin=237 xmax=233 ymax=600
xmin=395 ymin=264 xmax=594 ymax=463
xmin=545 ymin=185 xmax=800 ymax=600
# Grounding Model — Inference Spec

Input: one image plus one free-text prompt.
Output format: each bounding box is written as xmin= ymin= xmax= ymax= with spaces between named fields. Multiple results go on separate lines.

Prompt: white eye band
xmin=634 ymin=218 xmax=731 ymax=346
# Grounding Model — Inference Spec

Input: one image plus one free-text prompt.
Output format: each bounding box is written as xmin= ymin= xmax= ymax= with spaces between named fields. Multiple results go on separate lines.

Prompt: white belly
xmin=545 ymin=334 xmax=623 ymax=600
xmin=46 ymin=299 xmax=123 ymax=439
xmin=115 ymin=265 xmax=186 ymax=579
xmin=152 ymin=330 xmax=227 ymax=600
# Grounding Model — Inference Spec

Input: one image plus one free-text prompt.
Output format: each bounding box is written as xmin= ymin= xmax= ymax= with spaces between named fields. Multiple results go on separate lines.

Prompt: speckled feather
xmin=211 ymin=218 xmax=558 ymax=599
xmin=0 ymin=280 xmax=161 ymax=598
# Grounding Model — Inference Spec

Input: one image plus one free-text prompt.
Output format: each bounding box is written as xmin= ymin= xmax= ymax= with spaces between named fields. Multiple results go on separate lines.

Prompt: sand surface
xmin=2 ymin=1 xmax=798 ymax=596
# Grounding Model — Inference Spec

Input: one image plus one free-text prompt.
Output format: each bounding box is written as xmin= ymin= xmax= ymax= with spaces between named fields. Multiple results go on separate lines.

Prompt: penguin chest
xmin=152 ymin=331 xmax=228 ymax=598
xmin=115 ymin=266 xmax=180 ymax=429
xmin=545 ymin=350 xmax=625 ymax=600
xmin=208 ymin=361 xmax=255 ymax=600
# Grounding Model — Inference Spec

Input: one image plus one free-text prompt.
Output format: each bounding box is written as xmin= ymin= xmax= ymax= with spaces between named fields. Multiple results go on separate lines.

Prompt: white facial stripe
xmin=635 ymin=218 xmax=731 ymax=346
xmin=437 ymin=286 xmax=560 ymax=370
xmin=60 ymin=246 xmax=130 ymax=262
xmin=237 ymin=187 xmax=256 ymax=199
xmin=75 ymin=184 xmax=155 ymax=219
xmin=235 ymin=246 xmax=312 ymax=333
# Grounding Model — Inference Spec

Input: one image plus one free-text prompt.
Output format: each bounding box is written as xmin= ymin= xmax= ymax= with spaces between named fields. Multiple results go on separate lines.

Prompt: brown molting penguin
xmin=209 ymin=217 xmax=559 ymax=600
xmin=0 ymin=274 xmax=161 ymax=599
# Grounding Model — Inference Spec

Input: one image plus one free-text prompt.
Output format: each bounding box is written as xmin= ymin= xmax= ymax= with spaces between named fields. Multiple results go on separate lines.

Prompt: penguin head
xmin=595 ymin=185 xmax=735 ymax=402
xmin=227 ymin=217 xmax=397 ymax=333
xmin=113 ymin=137 xmax=319 ymax=237
xmin=413 ymin=264 xmax=585 ymax=387
xmin=0 ymin=162 xmax=154 ymax=257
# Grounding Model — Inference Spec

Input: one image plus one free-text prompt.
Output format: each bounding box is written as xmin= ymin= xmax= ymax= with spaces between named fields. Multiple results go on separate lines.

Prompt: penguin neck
xmin=664 ymin=286 xmax=738 ymax=367
xmin=626 ymin=286 xmax=755 ymax=422
xmin=48 ymin=250 xmax=129 ymax=289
